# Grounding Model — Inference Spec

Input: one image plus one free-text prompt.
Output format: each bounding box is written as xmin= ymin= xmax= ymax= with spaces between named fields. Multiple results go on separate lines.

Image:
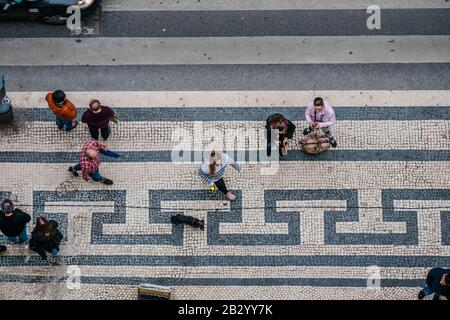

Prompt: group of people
xmin=0 ymin=90 xmax=117 ymax=259
xmin=0 ymin=199 xmax=63 ymax=261
xmin=265 ymin=97 xmax=337 ymax=157
xmin=46 ymin=90 xmax=118 ymax=185
xmin=199 ymin=97 xmax=338 ymax=201
xmin=0 ymin=92 xmax=339 ymax=261
xmin=2 ymin=91 xmax=447 ymax=300
xmin=46 ymin=91 xmax=340 ymax=200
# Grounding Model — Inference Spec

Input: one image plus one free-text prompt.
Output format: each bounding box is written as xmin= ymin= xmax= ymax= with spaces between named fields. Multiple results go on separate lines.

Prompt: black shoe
xmin=102 ymin=178 xmax=113 ymax=185
xmin=418 ymin=290 xmax=425 ymax=300
xmin=329 ymin=137 xmax=337 ymax=148
xmin=68 ymin=167 xmax=79 ymax=177
xmin=432 ymin=293 xmax=441 ymax=300
xmin=303 ymin=127 xmax=312 ymax=135
xmin=0 ymin=245 xmax=6 ymax=252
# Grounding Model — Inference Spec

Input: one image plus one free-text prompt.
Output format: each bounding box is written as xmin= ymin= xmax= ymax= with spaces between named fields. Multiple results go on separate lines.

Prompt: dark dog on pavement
xmin=170 ymin=214 xmax=205 ymax=230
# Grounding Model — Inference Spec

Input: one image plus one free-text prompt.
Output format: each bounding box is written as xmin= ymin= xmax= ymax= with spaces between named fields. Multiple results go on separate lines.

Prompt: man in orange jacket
xmin=46 ymin=90 xmax=78 ymax=131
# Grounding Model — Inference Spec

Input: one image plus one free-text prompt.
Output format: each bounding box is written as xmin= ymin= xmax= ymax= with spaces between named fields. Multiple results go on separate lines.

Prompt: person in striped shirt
xmin=198 ymin=151 xmax=241 ymax=201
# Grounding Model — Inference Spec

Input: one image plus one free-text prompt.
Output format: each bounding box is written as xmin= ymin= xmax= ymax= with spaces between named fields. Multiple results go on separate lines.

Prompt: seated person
xmin=303 ymin=97 xmax=337 ymax=148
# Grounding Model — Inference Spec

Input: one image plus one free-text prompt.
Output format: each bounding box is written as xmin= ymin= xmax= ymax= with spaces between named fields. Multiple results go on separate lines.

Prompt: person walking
xmin=82 ymin=99 xmax=116 ymax=141
xmin=303 ymin=97 xmax=337 ymax=148
xmin=198 ymin=151 xmax=241 ymax=201
xmin=46 ymin=90 xmax=78 ymax=132
xmin=0 ymin=199 xmax=31 ymax=244
xmin=266 ymin=113 xmax=296 ymax=157
xmin=418 ymin=268 xmax=450 ymax=300
xmin=29 ymin=217 xmax=64 ymax=261
xmin=68 ymin=140 xmax=114 ymax=185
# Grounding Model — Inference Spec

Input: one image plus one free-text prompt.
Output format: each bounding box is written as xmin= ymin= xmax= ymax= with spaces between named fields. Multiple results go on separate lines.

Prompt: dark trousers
xmin=214 ymin=178 xmax=229 ymax=195
xmin=89 ymin=125 xmax=110 ymax=141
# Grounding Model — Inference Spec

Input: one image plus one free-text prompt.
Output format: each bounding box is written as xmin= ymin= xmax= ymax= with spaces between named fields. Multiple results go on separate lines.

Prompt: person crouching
xmin=266 ymin=113 xmax=296 ymax=157
xmin=303 ymin=97 xmax=337 ymax=148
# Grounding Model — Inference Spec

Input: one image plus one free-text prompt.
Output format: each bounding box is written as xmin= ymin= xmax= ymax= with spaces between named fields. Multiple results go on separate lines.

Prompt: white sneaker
xmin=226 ymin=192 xmax=236 ymax=201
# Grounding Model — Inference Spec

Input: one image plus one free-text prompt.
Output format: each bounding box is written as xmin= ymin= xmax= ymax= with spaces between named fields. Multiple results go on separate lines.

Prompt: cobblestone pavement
xmin=0 ymin=0 xmax=449 ymax=300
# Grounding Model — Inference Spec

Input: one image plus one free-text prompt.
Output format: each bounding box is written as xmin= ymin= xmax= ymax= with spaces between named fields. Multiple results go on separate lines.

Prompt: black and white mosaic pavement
xmin=0 ymin=0 xmax=449 ymax=300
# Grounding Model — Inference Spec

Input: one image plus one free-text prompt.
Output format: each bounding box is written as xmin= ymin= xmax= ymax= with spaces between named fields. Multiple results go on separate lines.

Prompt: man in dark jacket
xmin=418 ymin=268 xmax=450 ymax=300
xmin=0 ymin=199 xmax=31 ymax=244
xmin=266 ymin=113 xmax=296 ymax=157
xmin=82 ymin=99 xmax=116 ymax=141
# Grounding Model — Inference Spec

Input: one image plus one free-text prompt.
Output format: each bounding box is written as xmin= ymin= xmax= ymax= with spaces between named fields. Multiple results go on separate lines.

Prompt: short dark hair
xmin=445 ymin=274 xmax=450 ymax=285
xmin=314 ymin=97 xmax=324 ymax=107
xmin=1 ymin=199 xmax=14 ymax=213
xmin=52 ymin=90 xmax=66 ymax=104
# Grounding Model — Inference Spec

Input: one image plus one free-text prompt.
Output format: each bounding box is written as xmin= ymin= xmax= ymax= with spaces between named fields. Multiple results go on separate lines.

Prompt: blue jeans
xmin=422 ymin=285 xmax=435 ymax=297
xmin=73 ymin=163 xmax=103 ymax=182
xmin=51 ymin=248 xmax=59 ymax=256
xmin=56 ymin=117 xmax=74 ymax=131
xmin=7 ymin=227 xmax=29 ymax=243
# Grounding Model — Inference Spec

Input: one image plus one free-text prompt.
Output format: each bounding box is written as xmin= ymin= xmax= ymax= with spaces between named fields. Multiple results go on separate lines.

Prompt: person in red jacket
xmin=82 ymin=99 xmax=116 ymax=141
xmin=45 ymin=90 xmax=78 ymax=132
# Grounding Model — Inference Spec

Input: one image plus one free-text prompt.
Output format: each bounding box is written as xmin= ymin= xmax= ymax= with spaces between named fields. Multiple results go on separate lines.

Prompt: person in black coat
xmin=266 ymin=113 xmax=296 ymax=157
xmin=29 ymin=217 xmax=63 ymax=260
xmin=0 ymin=199 xmax=31 ymax=244
xmin=418 ymin=268 xmax=450 ymax=300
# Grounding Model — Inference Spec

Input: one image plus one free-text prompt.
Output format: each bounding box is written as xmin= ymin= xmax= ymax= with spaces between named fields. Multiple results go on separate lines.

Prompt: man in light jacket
xmin=303 ymin=97 xmax=337 ymax=148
